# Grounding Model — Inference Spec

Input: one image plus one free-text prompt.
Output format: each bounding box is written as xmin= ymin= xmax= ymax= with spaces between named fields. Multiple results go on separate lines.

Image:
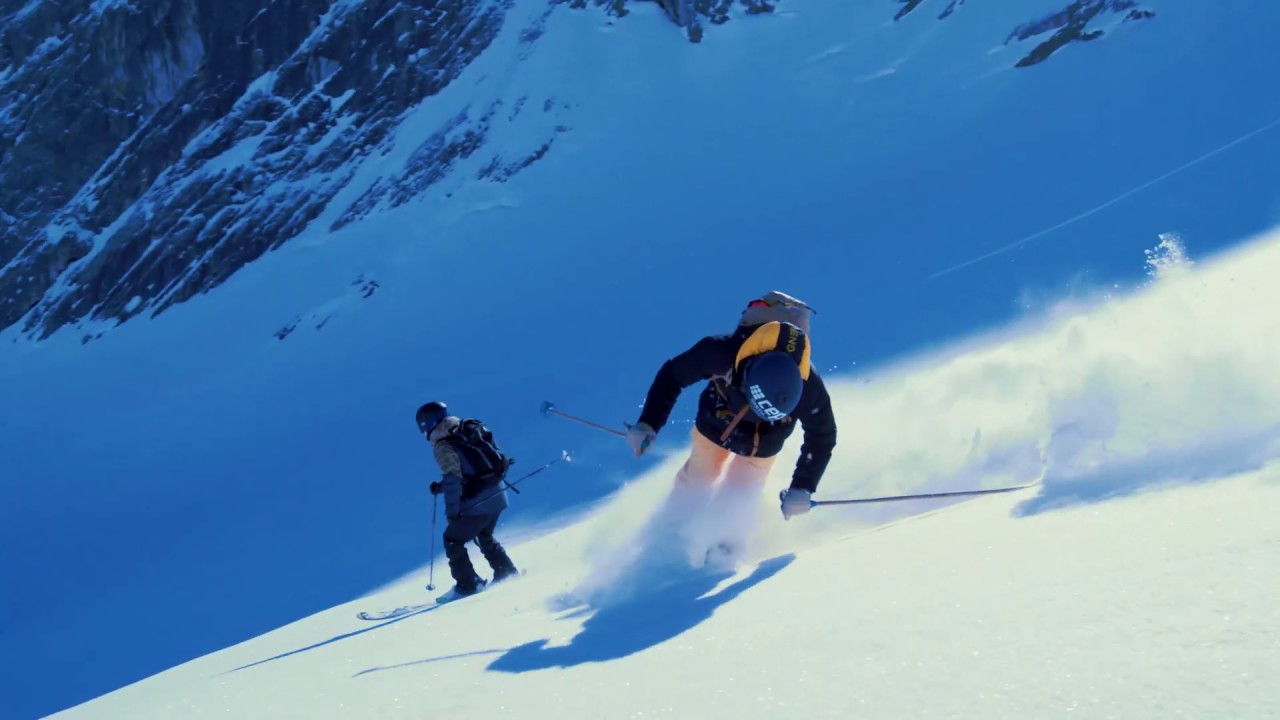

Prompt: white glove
xmin=779 ymin=488 xmax=812 ymax=520
xmin=626 ymin=422 xmax=656 ymax=457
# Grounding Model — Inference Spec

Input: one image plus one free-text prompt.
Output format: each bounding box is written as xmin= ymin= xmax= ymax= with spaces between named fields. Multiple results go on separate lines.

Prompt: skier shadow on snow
xmin=487 ymin=553 xmax=795 ymax=674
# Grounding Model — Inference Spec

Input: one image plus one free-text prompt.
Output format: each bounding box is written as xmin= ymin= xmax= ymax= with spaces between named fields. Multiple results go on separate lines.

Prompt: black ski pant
xmin=443 ymin=511 xmax=517 ymax=591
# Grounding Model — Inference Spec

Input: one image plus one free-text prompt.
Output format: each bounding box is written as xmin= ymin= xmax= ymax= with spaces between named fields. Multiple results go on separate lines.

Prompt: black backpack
xmin=444 ymin=418 xmax=512 ymax=494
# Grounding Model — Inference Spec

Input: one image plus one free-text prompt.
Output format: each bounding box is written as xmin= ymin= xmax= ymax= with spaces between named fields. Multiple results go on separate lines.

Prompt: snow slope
xmin=5 ymin=0 xmax=1280 ymax=717
xmin=46 ymin=223 xmax=1280 ymax=720
xmin=50 ymin=460 xmax=1280 ymax=718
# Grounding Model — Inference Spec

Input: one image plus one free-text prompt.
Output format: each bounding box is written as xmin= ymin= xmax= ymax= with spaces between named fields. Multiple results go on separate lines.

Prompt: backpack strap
xmin=719 ymin=404 xmax=752 ymax=444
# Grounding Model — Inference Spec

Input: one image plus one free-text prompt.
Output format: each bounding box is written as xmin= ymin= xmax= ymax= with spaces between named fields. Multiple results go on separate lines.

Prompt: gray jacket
xmin=429 ymin=416 xmax=509 ymax=518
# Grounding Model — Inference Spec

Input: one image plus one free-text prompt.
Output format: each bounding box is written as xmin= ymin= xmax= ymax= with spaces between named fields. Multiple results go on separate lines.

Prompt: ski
xmin=356 ymin=603 xmax=434 ymax=621
xmin=356 ymin=570 xmax=527 ymax=620
xmin=355 ymin=591 xmax=476 ymax=620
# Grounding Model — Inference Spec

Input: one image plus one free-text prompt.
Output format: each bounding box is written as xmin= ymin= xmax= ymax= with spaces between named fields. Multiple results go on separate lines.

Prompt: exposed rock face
xmin=1007 ymin=1 xmax=1156 ymax=68
xmin=559 ymin=0 xmax=776 ymax=43
xmin=1 ymin=0 xmax=516 ymax=339
xmin=893 ymin=0 xmax=1156 ymax=67
xmin=0 ymin=0 xmax=1156 ymax=341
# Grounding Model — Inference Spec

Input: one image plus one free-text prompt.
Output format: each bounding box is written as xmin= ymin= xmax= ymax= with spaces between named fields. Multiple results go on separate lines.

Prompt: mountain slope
xmin=9 ymin=213 xmax=1280 ymax=718
xmin=0 ymin=0 xmax=1164 ymax=340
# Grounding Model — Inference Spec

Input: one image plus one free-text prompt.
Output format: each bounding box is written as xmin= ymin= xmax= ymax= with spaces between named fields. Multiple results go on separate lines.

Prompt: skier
xmin=417 ymin=401 xmax=520 ymax=602
xmin=625 ymin=292 xmax=837 ymax=557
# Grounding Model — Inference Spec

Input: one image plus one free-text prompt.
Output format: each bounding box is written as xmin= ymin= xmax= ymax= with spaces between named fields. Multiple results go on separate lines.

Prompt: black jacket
xmin=637 ymin=326 xmax=837 ymax=493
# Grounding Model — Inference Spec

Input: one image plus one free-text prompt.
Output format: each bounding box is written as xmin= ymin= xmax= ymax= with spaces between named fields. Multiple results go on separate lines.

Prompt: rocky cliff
xmin=0 ymin=0 xmax=1154 ymax=341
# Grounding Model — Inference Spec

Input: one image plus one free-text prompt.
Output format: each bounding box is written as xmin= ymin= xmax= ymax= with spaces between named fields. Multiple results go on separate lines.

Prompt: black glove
xmin=429 ymin=481 xmax=442 ymax=495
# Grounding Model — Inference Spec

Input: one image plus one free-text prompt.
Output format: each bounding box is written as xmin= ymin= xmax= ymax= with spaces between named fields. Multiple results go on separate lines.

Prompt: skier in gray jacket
xmin=417 ymin=401 xmax=519 ymax=601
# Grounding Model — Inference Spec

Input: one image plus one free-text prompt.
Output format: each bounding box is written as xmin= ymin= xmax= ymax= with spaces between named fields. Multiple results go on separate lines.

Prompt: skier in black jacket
xmin=627 ymin=292 xmax=837 ymax=526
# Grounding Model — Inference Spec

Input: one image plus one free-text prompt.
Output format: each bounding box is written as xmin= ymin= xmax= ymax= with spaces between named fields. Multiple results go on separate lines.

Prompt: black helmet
xmin=416 ymin=401 xmax=448 ymax=435
xmin=739 ymin=351 xmax=803 ymax=422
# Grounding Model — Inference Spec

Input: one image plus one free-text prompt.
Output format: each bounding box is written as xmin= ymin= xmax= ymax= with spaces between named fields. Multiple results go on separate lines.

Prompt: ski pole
xmin=540 ymin=401 xmax=627 ymax=438
xmin=541 ymin=401 xmax=650 ymax=452
xmin=462 ymin=451 xmax=572 ymax=511
xmin=427 ymin=494 xmax=439 ymax=591
xmin=809 ymin=483 xmax=1036 ymax=507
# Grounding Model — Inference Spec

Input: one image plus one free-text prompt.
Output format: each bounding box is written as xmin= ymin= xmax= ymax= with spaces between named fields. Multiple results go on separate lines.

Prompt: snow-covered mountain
xmin=4 ymin=0 xmax=1280 ymax=717
xmin=0 ymin=0 xmax=1161 ymax=341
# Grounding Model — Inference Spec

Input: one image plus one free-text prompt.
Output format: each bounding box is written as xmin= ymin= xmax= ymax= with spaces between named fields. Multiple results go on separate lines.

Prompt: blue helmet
xmin=740 ymin=351 xmax=803 ymax=422
xmin=416 ymin=401 xmax=448 ymax=435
